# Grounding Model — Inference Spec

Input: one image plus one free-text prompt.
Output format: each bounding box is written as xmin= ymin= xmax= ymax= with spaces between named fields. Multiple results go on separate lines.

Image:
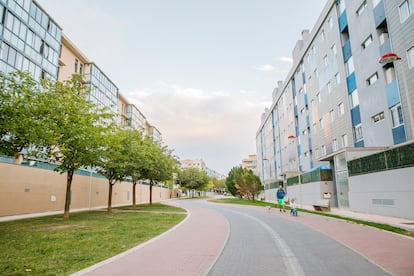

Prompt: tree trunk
xmin=149 ymin=179 xmax=153 ymax=205
xmin=132 ymin=180 xmax=137 ymax=208
xmin=63 ymin=169 xmax=74 ymax=219
xmin=108 ymin=180 xmax=114 ymax=213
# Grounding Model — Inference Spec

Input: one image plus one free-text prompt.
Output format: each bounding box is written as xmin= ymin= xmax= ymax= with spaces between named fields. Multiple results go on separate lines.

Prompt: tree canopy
xmin=178 ymin=167 xmax=209 ymax=194
xmin=226 ymin=166 xmax=262 ymax=200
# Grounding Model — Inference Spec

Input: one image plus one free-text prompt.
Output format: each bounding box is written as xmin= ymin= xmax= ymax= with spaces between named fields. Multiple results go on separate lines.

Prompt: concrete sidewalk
xmin=301 ymin=205 xmax=414 ymax=232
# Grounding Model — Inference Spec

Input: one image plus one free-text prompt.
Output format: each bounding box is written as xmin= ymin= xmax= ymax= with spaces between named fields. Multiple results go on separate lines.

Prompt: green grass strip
xmin=0 ymin=203 xmax=186 ymax=275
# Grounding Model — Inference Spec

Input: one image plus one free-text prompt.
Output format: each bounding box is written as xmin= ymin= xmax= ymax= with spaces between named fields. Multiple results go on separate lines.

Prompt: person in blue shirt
xmin=276 ymin=185 xmax=286 ymax=212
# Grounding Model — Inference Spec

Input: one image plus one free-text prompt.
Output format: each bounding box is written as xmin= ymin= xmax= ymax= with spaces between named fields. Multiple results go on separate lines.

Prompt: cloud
xmin=126 ymin=83 xmax=270 ymax=173
xmin=277 ymin=56 xmax=293 ymax=63
xmin=255 ymin=64 xmax=276 ymax=72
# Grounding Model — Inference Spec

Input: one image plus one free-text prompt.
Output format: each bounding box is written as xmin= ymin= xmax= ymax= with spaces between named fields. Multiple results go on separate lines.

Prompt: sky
xmin=37 ymin=0 xmax=327 ymax=175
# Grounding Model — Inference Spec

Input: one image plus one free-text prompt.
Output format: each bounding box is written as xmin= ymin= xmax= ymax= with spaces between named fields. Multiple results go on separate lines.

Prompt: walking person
xmin=276 ymin=185 xmax=286 ymax=212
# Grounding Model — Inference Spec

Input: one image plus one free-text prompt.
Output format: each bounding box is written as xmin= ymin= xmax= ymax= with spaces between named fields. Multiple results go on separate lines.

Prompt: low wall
xmin=348 ymin=167 xmax=414 ymax=220
xmin=264 ymin=181 xmax=336 ymax=207
xmin=0 ymin=163 xmax=172 ymax=217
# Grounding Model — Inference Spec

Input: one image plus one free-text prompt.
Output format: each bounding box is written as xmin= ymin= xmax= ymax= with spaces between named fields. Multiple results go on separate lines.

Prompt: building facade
xmin=256 ymin=0 xmax=414 ymax=213
xmin=241 ymin=154 xmax=257 ymax=174
xmin=0 ymin=0 xmax=61 ymax=81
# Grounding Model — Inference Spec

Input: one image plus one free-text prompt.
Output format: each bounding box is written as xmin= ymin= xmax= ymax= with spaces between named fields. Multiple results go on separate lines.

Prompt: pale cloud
xmin=277 ymin=56 xmax=293 ymax=63
xmin=126 ymin=83 xmax=269 ymax=173
xmin=255 ymin=64 xmax=276 ymax=72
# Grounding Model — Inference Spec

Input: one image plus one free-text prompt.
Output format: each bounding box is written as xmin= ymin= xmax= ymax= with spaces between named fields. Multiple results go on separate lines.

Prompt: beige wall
xmin=0 ymin=163 xmax=172 ymax=217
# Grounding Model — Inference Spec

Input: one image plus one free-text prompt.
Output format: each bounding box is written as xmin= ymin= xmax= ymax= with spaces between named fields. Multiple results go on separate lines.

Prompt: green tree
xmin=178 ymin=167 xmax=209 ymax=196
xmin=0 ymin=71 xmax=52 ymax=160
xmin=40 ymin=75 xmax=114 ymax=219
xmin=97 ymin=128 xmax=131 ymax=213
xmin=139 ymin=137 xmax=178 ymax=205
xmin=226 ymin=166 xmax=262 ymax=200
xmin=211 ymin=177 xmax=226 ymax=193
xmin=226 ymin=166 xmax=243 ymax=198
xmin=122 ymin=129 xmax=145 ymax=208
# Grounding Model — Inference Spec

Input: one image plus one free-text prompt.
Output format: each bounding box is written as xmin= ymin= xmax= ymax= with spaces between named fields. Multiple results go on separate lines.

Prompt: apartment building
xmin=241 ymin=154 xmax=257 ymax=173
xmin=0 ymin=0 xmax=61 ymax=80
xmin=256 ymin=0 xmax=414 ymax=210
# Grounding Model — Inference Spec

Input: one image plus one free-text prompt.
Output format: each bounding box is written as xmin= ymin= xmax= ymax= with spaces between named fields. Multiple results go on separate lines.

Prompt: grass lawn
xmin=0 ymin=203 xmax=186 ymax=275
xmin=209 ymin=198 xmax=414 ymax=238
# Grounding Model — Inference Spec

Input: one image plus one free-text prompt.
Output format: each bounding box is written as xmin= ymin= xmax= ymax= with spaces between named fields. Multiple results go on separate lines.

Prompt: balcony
xmin=342 ymin=40 xmax=352 ymax=62
xmin=351 ymin=106 xmax=361 ymax=126
xmin=346 ymin=72 xmax=356 ymax=93
xmin=392 ymin=125 xmax=407 ymax=145
xmin=338 ymin=11 xmax=348 ymax=33
xmin=379 ymin=39 xmax=391 ymax=56
xmin=373 ymin=0 xmax=386 ymax=27
xmin=386 ymin=80 xmax=401 ymax=108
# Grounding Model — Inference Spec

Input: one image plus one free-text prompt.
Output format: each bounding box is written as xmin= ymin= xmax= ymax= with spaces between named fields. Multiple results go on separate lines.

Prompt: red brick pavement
xmin=73 ymin=205 xmax=229 ymax=276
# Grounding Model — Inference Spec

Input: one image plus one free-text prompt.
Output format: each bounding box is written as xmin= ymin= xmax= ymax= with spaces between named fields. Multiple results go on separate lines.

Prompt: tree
xmin=40 ymin=75 xmax=114 ymax=219
xmin=139 ymin=137 xmax=178 ymax=205
xmin=226 ymin=166 xmax=243 ymax=198
xmin=211 ymin=177 xmax=226 ymax=193
xmin=226 ymin=166 xmax=262 ymax=200
xmin=178 ymin=167 xmax=209 ymax=196
xmin=97 ymin=128 xmax=131 ymax=213
xmin=120 ymin=129 xmax=145 ymax=208
xmin=0 ymin=71 xmax=52 ymax=161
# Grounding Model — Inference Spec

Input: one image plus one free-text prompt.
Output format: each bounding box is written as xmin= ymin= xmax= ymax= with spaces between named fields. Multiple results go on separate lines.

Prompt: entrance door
xmin=334 ymin=153 xmax=349 ymax=208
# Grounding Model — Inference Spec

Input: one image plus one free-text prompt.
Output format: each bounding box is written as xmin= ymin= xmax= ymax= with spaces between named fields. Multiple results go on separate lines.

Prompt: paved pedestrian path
xmin=72 ymin=203 xmax=229 ymax=276
xmin=1 ymin=199 xmax=414 ymax=275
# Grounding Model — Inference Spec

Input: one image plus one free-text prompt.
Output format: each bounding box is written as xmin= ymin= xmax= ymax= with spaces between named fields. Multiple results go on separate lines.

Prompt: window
xmin=74 ymin=59 xmax=78 ymax=73
xmin=331 ymin=44 xmax=337 ymax=57
xmin=335 ymin=72 xmax=341 ymax=84
xmin=332 ymin=139 xmax=338 ymax=151
xmin=367 ymin=72 xmax=378 ymax=86
xmin=342 ymin=134 xmax=348 ymax=147
xmin=79 ymin=64 xmax=83 ymax=75
xmin=328 ymin=16 xmax=333 ymax=29
xmin=339 ymin=102 xmax=345 ymax=115
xmin=311 ymin=99 xmax=315 ymax=109
xmin=323 ymin=55 xmax=328 ymax=67
xmin=321 ymin=30 xmax=325 ymax=41
xmin=327 ymin=82 xmax=332 ymax=93
xmin=372 ymin=0 xmax=381 ymax=7
xmin=345 ymin=57 xmax=355 ymax=76
xmin=354 ymin=124 xmax=363 ymax=141
xmin=357 ymin=1 xmax=367 ymax=16
xmin=330 ymin=109 xmax=335 ymax=122
xmin=319 ymin=118 xmax=324 ymax=129
xmin=361 ymin=35 xmax=373 ymax=49
xmin=321 ymin=145 xmax=326 ymax=155
xmin=372 ymin=112 xmax=385 ymax=123
xmin=408 ymin=46 xmax=414 ymax=68
xmin=337 ymin=0 xmax=346 ymax=14
xmin=391 ymin=105 xmax=404 ymax=127
xmin=399 ymin=0 xmax=414 ymax=22
xmin=384 ymin=66 xmax=396 ymax=84
xmin=349 ymin=89 xmax=359 ymax=107
xmin=317 ymin=92 xmax=321 ymax=103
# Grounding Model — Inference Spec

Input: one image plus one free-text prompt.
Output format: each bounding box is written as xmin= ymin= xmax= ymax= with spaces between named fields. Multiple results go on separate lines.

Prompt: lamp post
xmin=379 ymin=52 xmax=414 ymax=140
xmin=288 ymin=135 xmax=302 ymax=207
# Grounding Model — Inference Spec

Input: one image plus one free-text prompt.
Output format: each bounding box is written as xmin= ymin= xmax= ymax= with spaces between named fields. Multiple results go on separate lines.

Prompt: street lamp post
xmin=379 ymin=52 xmax=414 ymax=140
xmin=288 ymin=135 xmax=302 ymax=207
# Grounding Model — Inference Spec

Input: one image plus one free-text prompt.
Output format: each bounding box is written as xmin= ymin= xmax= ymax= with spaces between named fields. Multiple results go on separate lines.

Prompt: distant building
xmin=180 ymin=159 xmax=225 ymax=179
xmin=241 ymin=154 xmax=257 ymax=174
